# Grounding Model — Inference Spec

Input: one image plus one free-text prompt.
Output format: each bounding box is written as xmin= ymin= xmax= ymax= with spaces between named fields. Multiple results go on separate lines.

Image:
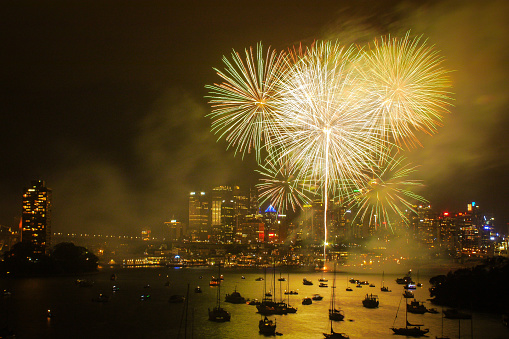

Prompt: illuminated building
xmin=21 ymin=180 xmax=52 ymax=254
xmin=188 ymin=191 xmax=210 ymax=241
xmin=141 ymin=228 xmax=151 ymax=241
xmin=164 ymin=220 xmax=184 ymax=241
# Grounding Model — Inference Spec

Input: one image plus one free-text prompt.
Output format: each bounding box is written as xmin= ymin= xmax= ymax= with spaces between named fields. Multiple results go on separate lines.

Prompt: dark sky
xmin=1 ymin=0 xmax=508 ymax=235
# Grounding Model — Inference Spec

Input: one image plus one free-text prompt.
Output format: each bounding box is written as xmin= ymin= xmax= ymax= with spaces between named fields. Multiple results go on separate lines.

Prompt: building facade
xmin=21 ymin=180 xmax=52 ymax=254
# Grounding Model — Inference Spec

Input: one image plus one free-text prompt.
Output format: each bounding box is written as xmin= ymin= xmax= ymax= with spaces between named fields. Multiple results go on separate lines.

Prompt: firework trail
xmin=358 ymin=32 xmax=453 ymax=148
xmin=206 ymin=42 xmax=287 ymax=160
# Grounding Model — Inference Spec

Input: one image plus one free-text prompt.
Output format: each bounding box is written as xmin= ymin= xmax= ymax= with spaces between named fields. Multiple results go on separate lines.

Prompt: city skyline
xmin=1 ymin=0 xmax=508 ymax=236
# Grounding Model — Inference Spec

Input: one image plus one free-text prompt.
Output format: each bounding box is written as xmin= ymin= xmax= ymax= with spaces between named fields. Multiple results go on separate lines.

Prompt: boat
xmin=329 ymin=263 xmax=345 ymax=322
xmin=169 ymin=294 xmax=185 ymax=303
xmin=323 ymin=328 xmax=349 ymax=339
xmin=281 ymin=272 xmax=297 ymax=314
xmin=140 ymin=293 xmax=151 ymax=301
xmin=443 ymin=308 xmax=471 ymax=319
xmin=359 ymin=281 xmax=369 ymax=285
xmin=284 ymin=290 xmax=298 ymax=295
xmin=257 ymin=267 xmax=277 ymax=315
xmin=208 ymin=264 xmax=231 ymax=322
xmin=405 ymin=283 xmax=417 ymax=290
xmin=209 ymin=276 xmax=221 ymax=286
xmin=312 ymin=294 xmax=323 ymax=301
xmin=355 ymin=283 xmax=362 ymax=288
xmin=92 ymin=293 xmax=109 ymax=302
xmin=345 ymin=278 xmax=353 ymax=292
xmin=391 ymin=297 xmax=429 ymax=337
xmin=380 ymin=271 xmax=391 ymax=292
xmin=112 ymin=285 xmax=120 ymax=292
xmin=319 ymin=282 xmax=328 ymax=288
xmin=407 ymin=299 xmax=427 ymax=314
xmin=396 ymin=270 xmax=414 ymax=285
xmin=303 ymin=278 xmax=313 ymax=285
xmin=194 ymin=286 xmax=202 ymax=293
xmin=362 ymin=294 xmax=379 ymax=308
xmin=349 ymin=278 xmax=358 ymax=284
xmin=248 ymin=299 xmax=261 ymax=306
xmin=278 ymin=273 xmax=286 ymax=282
xmin=403 ymin=290 xmax=414 ymax=298
xmin=225 ymin=288 xmax=246 ymax=304
xmin=427 ymin=307 xmax=439 ymax=314
xmin=369 ymin=284 xmax=375 ymax=287
xmin=255 ymin=277 xmax=264 ymax=281
xmin=302 ymin=297 xmax=312 ymax=305
xmin=241 ymin=276 xmax=245 ymax=279
xmin=259 ymin=316 xmax=276 ymax=335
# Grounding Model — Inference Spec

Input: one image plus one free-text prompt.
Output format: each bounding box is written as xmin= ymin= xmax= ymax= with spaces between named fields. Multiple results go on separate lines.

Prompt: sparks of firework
xmin=357 ymin=31 xmax=454 ymax=148
xmin=345 ymin=151 xmax=428 ymax=230
xmin=256 ymin=154 xmax=315 ymax=213
xmin=205 ymin=42 xmax=287 ymax=161
xmin=273 ymin=40 xmax=386 ymax=253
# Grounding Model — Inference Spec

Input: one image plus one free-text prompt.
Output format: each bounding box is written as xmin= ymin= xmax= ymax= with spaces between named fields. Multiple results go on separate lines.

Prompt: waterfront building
xmin=189 ymin=191 xmax=210 ymax=241
xmin=164 ymin=219 xmax=185 ymax=242
xmin=21 ymin=180 xmax=52 ymax=254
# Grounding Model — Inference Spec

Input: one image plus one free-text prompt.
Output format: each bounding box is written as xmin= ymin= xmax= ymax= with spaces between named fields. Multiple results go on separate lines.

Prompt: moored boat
xmin=259 ymin=316 xmax=276 ymax=335
xmin=391 ymin=297 xmax=429 ymax=337
xmin=302 ymin=297 xmax=312 ymax=305
xmin=362 ymin=294 xmax=379 ymax=308
xmin=303 ymin=278 xmax=313 ymax=285
xmin=208 ymin=264 xmax=231 ymax=322
xmin=407 ymin=299 xmax=427 ymax=314
xmin=224 ymin=288 xmax=246 ymax=304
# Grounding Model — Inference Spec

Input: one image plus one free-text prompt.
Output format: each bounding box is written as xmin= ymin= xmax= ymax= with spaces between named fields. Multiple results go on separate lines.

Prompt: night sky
xmin=2 ymin=0 xmax=508 ymax=236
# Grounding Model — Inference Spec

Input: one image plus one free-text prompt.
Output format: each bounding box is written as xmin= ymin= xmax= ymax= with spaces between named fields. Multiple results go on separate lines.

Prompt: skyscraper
xmin=188 ymin=191 xmax=209 ymax=241
xmin=21 ymin=180 xmax=52 ymax=254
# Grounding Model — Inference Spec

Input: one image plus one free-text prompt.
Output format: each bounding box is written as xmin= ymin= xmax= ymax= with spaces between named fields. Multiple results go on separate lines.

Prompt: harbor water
xmin=1 ymin=266 xmax=508 ymax=338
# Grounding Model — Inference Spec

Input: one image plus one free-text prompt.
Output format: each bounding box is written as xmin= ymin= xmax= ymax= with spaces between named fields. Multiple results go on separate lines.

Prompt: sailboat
xmin=380 ymin=271 xmax=391 ymax=292
xmin=329 ymin=263 xmax=345 ymax=321
xmin=345 ymin=278 xmax=353 ymax=292
xmin=391 ymin=297 xmax=429 ymax=337
xmin=208 ymin=264 xmax=231 ymax=322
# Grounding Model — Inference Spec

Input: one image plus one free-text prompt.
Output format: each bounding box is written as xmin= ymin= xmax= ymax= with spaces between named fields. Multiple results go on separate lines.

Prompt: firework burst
xmin=256 ymin=154 xmax=315 ymax=213
xmin=206 ymin=42 xmax=287 ymax=160
xmin=358 ymin=32 xmax=453 ymax=148
xmin=345 ymin=151 xmax=427 ymax=230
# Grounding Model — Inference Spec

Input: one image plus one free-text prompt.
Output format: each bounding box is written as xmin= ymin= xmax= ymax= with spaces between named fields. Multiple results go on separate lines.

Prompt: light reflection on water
xmin=0 ymin=266 xmax=507 ymax=338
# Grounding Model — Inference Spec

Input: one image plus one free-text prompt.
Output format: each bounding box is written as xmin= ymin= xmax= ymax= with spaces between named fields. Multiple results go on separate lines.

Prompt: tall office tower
xmin=21 ymin=180 xmax=52 ymax=254
xmin=438 ymin=212 xmax=457 ymax=252
xmin=262 ymin=205 xmax=279 ymax=243
xmin=188 ymin=191 xmax=210 ymax=241
xmin=233 ymin=186 xmax=249 ymax=228
xmin=164 ymin=220 xmax=185 ymax=242
xmin=210 ymin=186 xmax=232 ymax=243
xmin=414 ymin=205 xmax=439 ymax=249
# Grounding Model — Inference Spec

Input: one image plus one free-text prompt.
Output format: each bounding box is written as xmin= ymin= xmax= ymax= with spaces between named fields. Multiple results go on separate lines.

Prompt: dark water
xmin=1 ymin=266 xmax=508 ymax=338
